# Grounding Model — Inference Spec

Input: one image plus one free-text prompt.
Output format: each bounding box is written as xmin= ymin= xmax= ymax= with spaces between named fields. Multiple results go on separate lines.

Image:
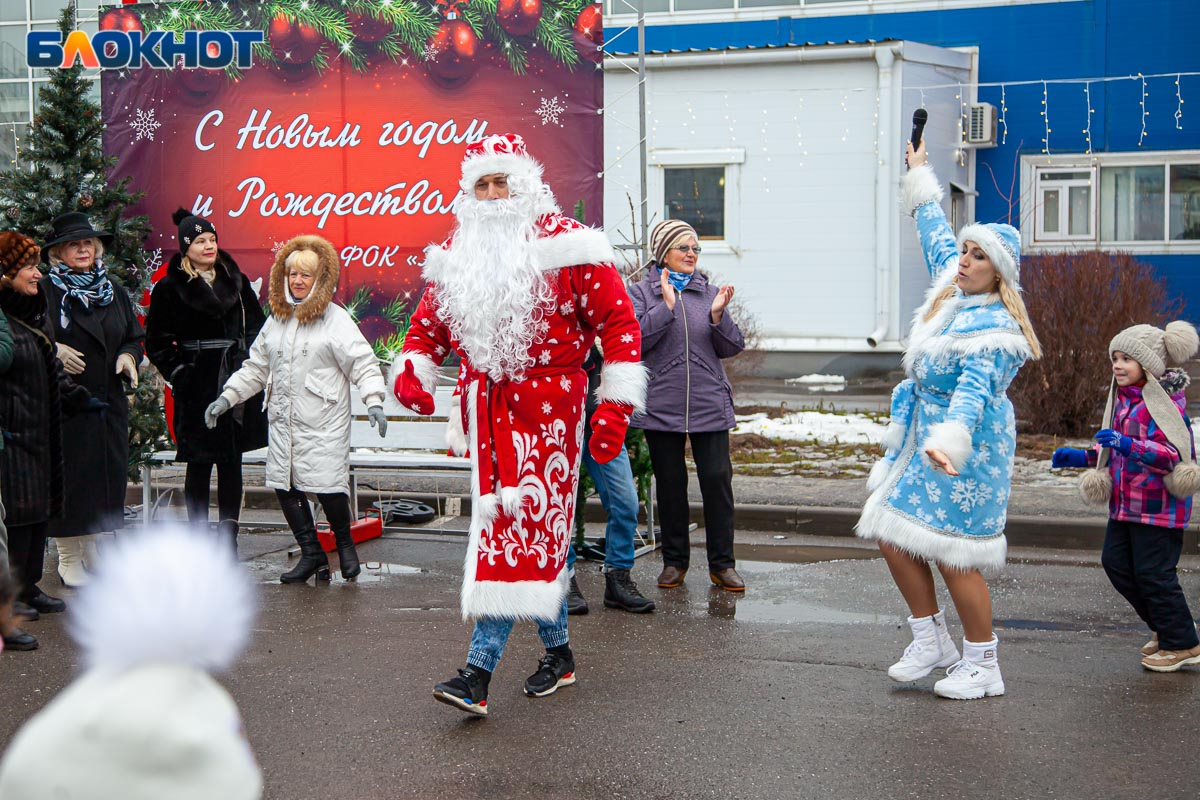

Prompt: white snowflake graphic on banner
xmin=143 ymin=247 xmax=162 ymax=273
xmin=270 ymin=240 xmax=287 ymax=256
xmin=422 ymin=39 xmax=444 ymax=62
xmin=130 ymin=108 xmax=161 ymax=142
xmin=535 ymin=96 xmax=567 ymax=127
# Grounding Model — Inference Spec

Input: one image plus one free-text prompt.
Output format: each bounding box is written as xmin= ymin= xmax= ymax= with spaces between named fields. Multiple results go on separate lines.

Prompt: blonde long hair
xmin=924 ymin=276 xmax=1042 ymax=360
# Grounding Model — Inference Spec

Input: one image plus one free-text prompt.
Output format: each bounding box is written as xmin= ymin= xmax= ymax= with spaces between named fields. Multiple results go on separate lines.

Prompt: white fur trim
xmin=1078 ymin=469 xmax=1112 ymax=505
xmin=921 ymin=420 xmax=974 ymax=474
xmin=866 ymin=457 xmax=894 ymax=493
xmin=595 ymin=360 xmax=648 ymax=414
xmin=461 ymin=570 xmax=568 ymax=623
xmin=534 ymin=227 xmax=616 ymax=270
xmin=459 ymin=153 xmax=543 ymax=194
xmin=881 ymin=422 xmax=906 ymax=453
xmin=958 ymin=223 xmax=1018 ymax=288
xmin=421 ymin=242 xmax=450 ymax=282
xmin=500 ymin=486 xmax=525 ymax=517
xmin=1165 ymin=462 xmax=1200 ymax=498
xmin=857 ymin=492 xmax=1007 ymax=574
xmin=445 ymin=392 xmax=467 ymax=456
xmin=389 ymin=351 xmax=438 ymax=399
xmin=901 ymin=164 xmax=944 ymax=216
xmin=71 ymin=526 xmax=255 ymax=673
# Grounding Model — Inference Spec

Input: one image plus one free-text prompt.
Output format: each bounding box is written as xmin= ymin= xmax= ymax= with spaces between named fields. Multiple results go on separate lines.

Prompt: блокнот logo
xmin=27 ymin=29 xmax=264 ymax=69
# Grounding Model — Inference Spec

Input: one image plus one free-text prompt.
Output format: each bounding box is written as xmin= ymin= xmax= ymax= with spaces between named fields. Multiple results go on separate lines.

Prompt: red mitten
xmin=394 ymin=360 xmax=435 ymax=416
xmin=589 ymin=402 xmax=631 ymax=464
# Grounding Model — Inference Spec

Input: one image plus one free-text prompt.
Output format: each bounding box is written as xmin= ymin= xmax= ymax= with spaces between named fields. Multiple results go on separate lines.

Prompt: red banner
xmin=102 ymin=7 xmax=602 ymax=347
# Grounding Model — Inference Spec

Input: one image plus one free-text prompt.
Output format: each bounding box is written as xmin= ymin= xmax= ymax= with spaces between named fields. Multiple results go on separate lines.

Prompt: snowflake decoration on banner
xmin=270 ymin=240 xmax=287 ymax=257
xmin=422 ymin=39 xmax=444 ymax=62
xmin=535 ymin=96 xmax=567 ymax=127
xmin=144 ymin=247 xmax=162 ymax=273
xmin=129 ymin=108 xmax=161 ymax=142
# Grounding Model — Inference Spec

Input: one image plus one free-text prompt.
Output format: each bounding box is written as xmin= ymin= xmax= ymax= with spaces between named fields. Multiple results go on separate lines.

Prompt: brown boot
xmin=709 ymin=567 xmax=745 ymax=592
xmin=656 ymin=565 xmax=686 ymax=588
xmin=1140 ymin=633 xmax=1159 ymax=656
xmin=1141 ymin=644 xmax=1200 ymax=672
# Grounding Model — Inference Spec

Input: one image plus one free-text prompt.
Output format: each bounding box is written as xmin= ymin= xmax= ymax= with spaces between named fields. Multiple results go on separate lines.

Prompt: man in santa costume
xmin=393 ymin=133 xmax=646 ymax=716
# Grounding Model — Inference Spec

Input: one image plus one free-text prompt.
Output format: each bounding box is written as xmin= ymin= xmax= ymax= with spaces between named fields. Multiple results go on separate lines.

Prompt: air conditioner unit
xmin=967 ymin=102 xmax=997 ymax=146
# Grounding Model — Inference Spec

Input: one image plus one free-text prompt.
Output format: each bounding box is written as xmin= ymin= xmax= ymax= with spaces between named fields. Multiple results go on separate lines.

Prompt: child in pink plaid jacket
xmin=1053 ymin=321 xmax=1200 ymax=672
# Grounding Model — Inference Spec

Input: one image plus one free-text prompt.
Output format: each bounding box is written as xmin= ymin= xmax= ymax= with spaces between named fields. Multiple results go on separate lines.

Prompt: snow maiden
xmin=856 ymin=141 xmax=1041 ymax=701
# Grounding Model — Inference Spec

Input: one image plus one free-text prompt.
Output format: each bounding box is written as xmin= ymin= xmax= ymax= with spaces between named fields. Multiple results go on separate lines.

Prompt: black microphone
xmin=911 ymin=108 xmax=929 ymax=149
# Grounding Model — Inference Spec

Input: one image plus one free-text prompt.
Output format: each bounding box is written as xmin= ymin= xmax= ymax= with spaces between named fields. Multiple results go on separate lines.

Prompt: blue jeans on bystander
xmin=567 ymin=442 xmax=639 ymax=573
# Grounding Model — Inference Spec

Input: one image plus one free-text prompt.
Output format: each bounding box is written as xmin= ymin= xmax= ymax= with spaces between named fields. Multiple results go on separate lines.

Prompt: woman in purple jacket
xmin=629 ymin=220 xmax=746 ymax=592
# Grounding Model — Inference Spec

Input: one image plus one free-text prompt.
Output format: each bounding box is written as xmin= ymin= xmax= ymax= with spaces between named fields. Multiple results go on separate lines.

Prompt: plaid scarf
xmin=47 ymin=260 xmax=115 ymax=328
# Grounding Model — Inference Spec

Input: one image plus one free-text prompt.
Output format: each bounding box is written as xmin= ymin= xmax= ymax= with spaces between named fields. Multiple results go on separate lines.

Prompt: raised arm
xmin=902 ymin=142 xmax=958 ymax=284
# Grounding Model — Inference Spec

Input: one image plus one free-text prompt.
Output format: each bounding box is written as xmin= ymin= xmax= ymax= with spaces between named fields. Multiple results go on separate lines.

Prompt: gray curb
xmin=137 ymin=484 xmax=1198 ymax=553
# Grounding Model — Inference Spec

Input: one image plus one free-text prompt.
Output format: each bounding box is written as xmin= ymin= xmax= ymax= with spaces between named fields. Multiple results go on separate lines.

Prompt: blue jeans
xmin=466 ymin=599 xmax=570 ymax=672
xmin=568 ymin=442 xmax=639 ymax=572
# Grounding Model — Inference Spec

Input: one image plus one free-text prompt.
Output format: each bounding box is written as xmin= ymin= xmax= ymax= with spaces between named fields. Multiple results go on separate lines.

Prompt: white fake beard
xmin=433 ymin=194 xmax=555 ymax=381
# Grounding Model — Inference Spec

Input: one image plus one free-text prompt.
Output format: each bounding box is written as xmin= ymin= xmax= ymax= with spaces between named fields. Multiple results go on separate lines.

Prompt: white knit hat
xmin=0 ymin=528 xmax=262 ymax=800
xmin=1080 ymin=320 xmax=1200 ymax=503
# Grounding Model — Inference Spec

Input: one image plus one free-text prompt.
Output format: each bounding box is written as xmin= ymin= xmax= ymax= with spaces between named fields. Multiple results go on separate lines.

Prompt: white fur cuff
xmin=901 ymin=164 xmax=944 ymax=216
xmin=445 ymin=392 xmax=467 ymax=456
xmin=921 ymin=420 xmax=973 ymax=473
xmin=867 ymin=457 xmax=893 ymax=493
xmin=595 ymin=360 xmax=648 ymax=414
xmin=388 ymin=351 xmax=439 ymax=397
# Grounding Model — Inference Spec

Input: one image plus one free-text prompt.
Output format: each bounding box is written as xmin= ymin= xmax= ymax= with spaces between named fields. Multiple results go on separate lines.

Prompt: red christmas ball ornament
xmin=99 ymin=8 xmax=143 ymax=34
xmin=496 ymin=0 xmax=542 ymax=37
xmin=573 ymin=3 xmax=603 ymax=63
xmin=268 ymin=13 xmax=323 ymax=64
xmin=425 ymin=19 xmax=480 ymax=87
xmin=347 ymin=10 xmax=392 ymax=43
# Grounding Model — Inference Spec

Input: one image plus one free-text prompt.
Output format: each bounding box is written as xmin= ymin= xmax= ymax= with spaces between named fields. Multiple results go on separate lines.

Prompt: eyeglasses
xmin=672 ymin=245 xmax=702 ymax=254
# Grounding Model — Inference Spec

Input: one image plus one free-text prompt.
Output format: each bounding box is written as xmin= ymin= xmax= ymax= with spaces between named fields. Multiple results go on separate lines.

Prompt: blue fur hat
xmin=957 ymin=222 xmax=1020 ymax=288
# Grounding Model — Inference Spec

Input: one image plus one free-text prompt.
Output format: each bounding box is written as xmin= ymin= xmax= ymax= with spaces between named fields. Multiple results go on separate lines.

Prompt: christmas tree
xmin=0 ymin=6 xmax=168 ymax=480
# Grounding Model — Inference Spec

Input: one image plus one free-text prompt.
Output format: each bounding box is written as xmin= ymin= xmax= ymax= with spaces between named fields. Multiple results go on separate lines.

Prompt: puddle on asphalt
xmin=249 ymin=560 xmax=423 ymax=585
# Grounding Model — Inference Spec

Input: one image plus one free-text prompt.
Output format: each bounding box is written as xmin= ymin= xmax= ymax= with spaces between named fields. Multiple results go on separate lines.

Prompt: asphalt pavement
xmin=2 ymin=526 xmax=1198 ymax=799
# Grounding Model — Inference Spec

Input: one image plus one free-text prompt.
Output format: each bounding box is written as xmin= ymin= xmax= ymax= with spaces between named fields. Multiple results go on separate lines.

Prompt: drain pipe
xmin=867 ymin=44 xmax=901 ymax=348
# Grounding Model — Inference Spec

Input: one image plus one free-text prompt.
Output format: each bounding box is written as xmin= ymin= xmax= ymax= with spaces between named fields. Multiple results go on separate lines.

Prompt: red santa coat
xmin=395 ymin=214 xmax=646 ymax=621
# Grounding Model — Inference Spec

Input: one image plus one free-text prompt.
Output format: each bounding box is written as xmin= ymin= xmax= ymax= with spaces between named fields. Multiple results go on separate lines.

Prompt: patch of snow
xmin=785 ymin=373 xmax=847 ymax=385
xmin=734 ymin=411 xmax=887 ymax=444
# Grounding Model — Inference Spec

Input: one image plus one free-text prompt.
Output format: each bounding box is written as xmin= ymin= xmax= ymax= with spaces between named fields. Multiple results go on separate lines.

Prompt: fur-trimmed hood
xmin=268 ymin=235 xmax=340 ymax=324
xmin=1158 ymin=367 xmax=1191 ymax=398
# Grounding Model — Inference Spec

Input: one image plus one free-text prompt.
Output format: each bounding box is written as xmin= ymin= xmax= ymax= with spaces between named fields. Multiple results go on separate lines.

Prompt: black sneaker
xmin=523 ymin=649 xmax=576 ymax=697
xmin=433 ymin=666 xmax=490 ymax=716
xmin=566 ymin=575 xmax=588 ymax=615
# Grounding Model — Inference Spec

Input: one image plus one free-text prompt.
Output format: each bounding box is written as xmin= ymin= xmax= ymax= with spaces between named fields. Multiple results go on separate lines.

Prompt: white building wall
xmin=604 ymin=43 xmax=972 ymax=353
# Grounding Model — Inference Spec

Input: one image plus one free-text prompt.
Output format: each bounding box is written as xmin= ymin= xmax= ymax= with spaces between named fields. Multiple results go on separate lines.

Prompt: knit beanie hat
xmin=0 ymin=231 xmax=40 ymax=276
xmin=1080 ymin=320 xmax=1200 ymax=504
xmin=650 ymin=219 xmax=698 ymax=265
xmin=173 ymin=207 xmax=217 ymax=254
xmin=956 ymin=222 xmax=1021 ymax=288
xmin=0 ymin=527 xmax=263 ymax=800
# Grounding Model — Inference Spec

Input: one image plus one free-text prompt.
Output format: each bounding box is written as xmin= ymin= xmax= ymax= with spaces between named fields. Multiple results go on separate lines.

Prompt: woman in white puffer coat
xmin=205 ymin=235 xmax=387 ymax=583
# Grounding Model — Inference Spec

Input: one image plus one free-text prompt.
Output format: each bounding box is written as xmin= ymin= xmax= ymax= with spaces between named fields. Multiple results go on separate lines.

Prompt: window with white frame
xmin=663 ymin=166 xmax=725 ymax=239
xmin=1023 ymin=152 xmax=1200 ymax=251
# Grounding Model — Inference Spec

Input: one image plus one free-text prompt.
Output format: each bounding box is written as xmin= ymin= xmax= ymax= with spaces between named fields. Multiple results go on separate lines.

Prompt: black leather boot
xmin=603 ymin=568 xmax=656 ymax=613
xmin=566 ymin=574 xmax=588 ymax=615
xmin=219 ymin=519 xmax=240 ymax=556
xmin=332 ymin=523 xmax=361 ymax=580
xmin=278 ymin=492 xmax=330 ymax=584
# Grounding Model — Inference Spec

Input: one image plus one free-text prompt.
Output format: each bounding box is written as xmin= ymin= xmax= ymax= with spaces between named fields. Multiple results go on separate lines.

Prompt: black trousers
xmin=1101 ymin=518 xmax=1199 ymax=651
xmin=9 ymin=522 xmax=48 ymax=600
xmin=274 ymin=487 xmax=354 ymax=539
xmin=184 ymin=460 xmax=244 ymax=527
xmin=644 ymin=429 xmax=735 ymax=571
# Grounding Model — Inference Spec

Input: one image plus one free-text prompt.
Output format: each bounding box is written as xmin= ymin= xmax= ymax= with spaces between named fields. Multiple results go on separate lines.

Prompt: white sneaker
xmin=934 ymin=637 xmax=1005 ymax=699
xmin=888 ymin=610 xmax=960 ymax=682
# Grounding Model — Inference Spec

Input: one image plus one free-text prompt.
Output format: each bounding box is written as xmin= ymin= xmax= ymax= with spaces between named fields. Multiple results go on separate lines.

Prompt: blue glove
xmin=1094 ymin=429 xmax=1133 ymax=455
xmin=1051 ymin=447 xmax=1089 ymax=469
xmin=83 ymin=397 xmax=109 ymax=413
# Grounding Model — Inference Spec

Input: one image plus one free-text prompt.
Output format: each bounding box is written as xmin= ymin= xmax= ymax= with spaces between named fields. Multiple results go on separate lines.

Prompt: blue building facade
xmin=611 ymin=0 xmax=1200 ymax=318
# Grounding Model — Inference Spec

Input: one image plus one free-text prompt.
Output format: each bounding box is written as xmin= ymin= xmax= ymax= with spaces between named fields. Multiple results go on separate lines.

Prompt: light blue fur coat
xmin=856 ymin=166 xmax=1034 ymax=572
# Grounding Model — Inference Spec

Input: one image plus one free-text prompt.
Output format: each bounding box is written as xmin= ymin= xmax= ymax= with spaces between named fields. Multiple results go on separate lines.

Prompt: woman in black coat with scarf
xmin=40 ymin=212 xmax=145 ymax=588
xmin=0 ymin=232 xmax=97 ymax=633
xmin=145 ymin=210 xmax=267 ymax=546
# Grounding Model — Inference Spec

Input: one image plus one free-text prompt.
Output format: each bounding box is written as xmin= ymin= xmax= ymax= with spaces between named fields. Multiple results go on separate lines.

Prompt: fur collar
xmin=268 ymin=235 xmax=340 ymax=324
xmin=165 ymin=250 xmax=244 ymax=317
xmin=903 ymin=282 xmax=1031 ymax=374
